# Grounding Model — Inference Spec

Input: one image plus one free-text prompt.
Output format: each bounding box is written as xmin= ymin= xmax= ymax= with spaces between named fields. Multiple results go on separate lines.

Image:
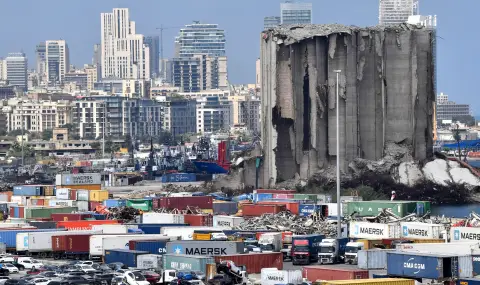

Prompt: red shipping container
xmin=89 ymin=201 xmax=102 ymax=211
xmin=151 ymin=198 xmax=161 ymax=209
xmin=255 ymin=189 xmax=296 ymax=194
xmin=214 ymin=253 xmax=282 ymax=274
xmin=159 ymin=196 xmax=213 ymax=210
xmin=272 ymin=194 xmax=295 ymax=199
xmin=184 ymin=214 xmax=213 ymax=226
xmin=51 ymin=213 xmax=92 ymax=222
xmin=56 ymin=220 xmax=119 ymax=230
xmin=258 ymin=201 xmax=300 ymax=215
xmin=242 ymin=204 xmax=286 ymax=217
xmin=302 ymin=266 xmax=369 ymax=282
xmin=29 ymin=199 xmax=45 ymax=206
xmin=52 ymin=234 xmax=91 ymax=253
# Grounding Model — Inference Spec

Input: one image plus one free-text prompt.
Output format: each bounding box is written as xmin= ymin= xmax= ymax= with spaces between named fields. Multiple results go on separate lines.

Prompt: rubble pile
xmin=235 ymin=211 xmax=338 ymax=237
xmin=125 ymin=182 xmax=216 ymax=198
xmin=107 ymin=207 xmax=141 ymax=222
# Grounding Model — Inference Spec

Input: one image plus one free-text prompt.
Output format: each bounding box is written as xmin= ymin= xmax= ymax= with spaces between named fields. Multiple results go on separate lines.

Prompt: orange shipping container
xmin=59 ymin=184 xmax=102 ymax=191
xmin=258 ymin=201 xmax=300 ymax=215
xmin=89 ymin=190 xmax=109 ymax=202
xmin=56 ymin=220 xmax=119 ymax=230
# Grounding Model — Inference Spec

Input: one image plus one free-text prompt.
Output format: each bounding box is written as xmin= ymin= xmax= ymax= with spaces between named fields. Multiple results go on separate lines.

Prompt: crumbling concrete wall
xmin=260 ymin=24 xmax=435 ymax=187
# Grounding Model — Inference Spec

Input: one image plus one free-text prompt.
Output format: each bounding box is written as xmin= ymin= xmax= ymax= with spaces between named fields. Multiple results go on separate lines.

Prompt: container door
xmin=451 ymin=256 xmax=459 ymax=279
xmin=417 ymin=202 xmax=425 ymax=216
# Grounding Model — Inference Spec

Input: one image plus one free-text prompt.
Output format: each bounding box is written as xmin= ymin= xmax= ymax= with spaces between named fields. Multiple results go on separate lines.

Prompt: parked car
xmin=0 ymin=277 xmax=10 ymax=285
xmin=15 ymin=258 xmax=43 ymax=270
xmin=0 ymin=255 xmax=14 ymax=263
xmin=5 ymin=279 xmax=33 ymax=285
xmin=2 ymin=264 xmax=18 ymax=274
xmin=74 ymin=265 xmax=95 ymax=275
xmin=139 ymin=271 xmax=159 ymax=285
xmin=30 ymin=278 xmax=50 ymax=285
xmin=93 ymin=273 xmax=117 ymax=285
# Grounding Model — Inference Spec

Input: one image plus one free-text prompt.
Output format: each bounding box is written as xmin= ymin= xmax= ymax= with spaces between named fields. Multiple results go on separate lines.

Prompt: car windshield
xmin=345 ymin=246 xmax=360 ymax=253
xmin=132 ymin=272 xmax=145 ymax=281
xmin=320 ymin=246 xmax=335 ymax=253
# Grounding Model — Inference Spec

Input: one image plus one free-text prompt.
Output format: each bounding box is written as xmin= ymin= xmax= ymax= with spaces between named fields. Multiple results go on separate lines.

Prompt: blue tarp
xmin=443 ymin=140 xmax=480 ymax=148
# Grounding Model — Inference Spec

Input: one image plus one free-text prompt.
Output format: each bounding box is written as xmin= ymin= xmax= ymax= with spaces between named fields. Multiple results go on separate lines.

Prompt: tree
xmin=453 ymin=124 xmax=462 ymax=161
xmin=8 ymin=129 xmax=28 ymax=136
xmin=158 ymin=131 xmax=174 ymax=146
xmin=42 ymin=129 xmax=53 ymax=141
xmin=8 ymin=142 xmax=34 ymax=160
xmin=61 ymin=124 xmax=80 ymax=140
xmin=105 ymin=139 xmax=120 ymax=155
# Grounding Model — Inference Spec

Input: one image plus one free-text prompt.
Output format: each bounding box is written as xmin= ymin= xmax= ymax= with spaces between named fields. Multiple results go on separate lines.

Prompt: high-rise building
xmin=196 ymin=96 xmax=233 ymax=134
xmin=161 ymin=98 xmax=197 ymax=136
xmin=45 ymin=40 xmax=70 ymax=85
xmin=436 ymin=93 xmax=471 ymax=122
xmin=35 ymin=43 xmax=46 ymax=81
xmin=5 ymin=53 xmax=28 ymax=91
xmin=92 ymin=43 xmax=102 ymax=79
xmin=379 ymin=0 xmax=419 ymax=25
xmin=175 ymin=22 xmax=226 ymax=57
xmin=280 ymin=1 xmax=312 ymax=25
xmin=264 ymin=16 xmax=281 ymax=29
xmin=255 ymin=58 xmax=261 ymax=88
xmin=0 ymin=59 xmax=6 ymax=80
xmin=101 ymin=8 xmax=151 ymax=80
xmin=144 ymin=36 xmax=160 ymax=78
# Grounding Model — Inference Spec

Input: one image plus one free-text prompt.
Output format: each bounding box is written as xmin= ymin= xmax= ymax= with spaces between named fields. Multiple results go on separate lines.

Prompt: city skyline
xmin=0 ymin=0 xmax=476 ymax=111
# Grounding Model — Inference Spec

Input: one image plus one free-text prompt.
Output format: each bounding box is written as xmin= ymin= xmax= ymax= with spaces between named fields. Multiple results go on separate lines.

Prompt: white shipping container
xmin=137 ymin=254 xmax=163 ymax=269
xmin=160 ymin=227 xmax=217 ymax=240
xmin=91 ymin=224 xmax=138 ymax=234
xmin=142 ymin=213 xmax=184 ymax=224
xmin=48 ymin=200 xmax=77 ymax=207
xmin=55 ymin=188 xmax=71 ymax=200
xmin=0 ymin=194 xmax=9 ymax=202
xmin=16 ymin=233 xmax=29 ymax=252
xmin=213 ymin=216 xmax=243 ymax=229
xmin=458 ymin=255 xmax=474 ymax=278
xmin=89 ymin=234 xmax=175 ymax=256
xmin=326 ymin=203 xmax=343 ymax=217
xmin=451 ymin=227 xmax=480 ymax=243
xmin=77 ymin=201 xmax=89 ymax=212
xmin=76 ymin=190 xmax=89 ymax=201
xmin=358 ymin=249 xmax=393 ymax=270
xmin=260 ymin=268 xmax=303 ymax=285
xmin=10 ymin=196 xmax=26 ymax=205
xmin=349 ymin=222 xmax=401 ymax=239
xmin=20 ymin=230 xmax=101 ymax=252
xmin=400 ymin=222 xmax=445 ymax=240
xmin=396 ymin=242 xmax=480 ymax=255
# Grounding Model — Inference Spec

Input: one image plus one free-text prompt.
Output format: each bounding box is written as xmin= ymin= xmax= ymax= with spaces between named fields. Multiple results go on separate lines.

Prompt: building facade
xmin=436 ymin=93 xmax=471 ymax=121
xmin=5 ymin=53 xmax=28 ymax=91
xmin=379 ymin=0 xmax=418 ymax=25
xmin=0 ymin=59 xmax=6 ymax=80
xmin=280 ymin=1 xmax=312 ymax=25
xmin=161 ymin=98 xmax=197 ymax=136
xmin=101 ymin=8 xmax=151 ymax=80
xmin=144 ymin=36 xmax=160 ymax=78
xmin=264 ymin=16 xmax=281 ymax=29
xmin=172 ymin=55 xmax=227 ymax=93
xmin=175 ymin=22 xmax=226 ymax=57
xmin=196 ymin=96 xmax=233 ymax=134
xmin=64 ymin=71 xmax=88 ymax=90
xmin=45 ymin=40 xmax=70 ymax=85
xmin=85 ymin=65 xmax=98 ymax=91
xmin=35 ymin=43 xmax=46 ymax=83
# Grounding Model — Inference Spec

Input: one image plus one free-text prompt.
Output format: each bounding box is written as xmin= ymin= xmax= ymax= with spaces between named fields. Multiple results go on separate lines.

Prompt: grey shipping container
xmin=212 ymin=202 xmax=238 ymax=215
xmin=56 ymin=173 xmax=101 ymax=186
xmin=162 ymin=254 xmax=214 ymax=272
xmin=137 ymin=254 xmax=163 ymax=269
xmin=166 ymin=241 xmax=244 ymax=256
xmin=459 ymin=255 xmax=474 ymax=278
xmin=0 ymin=243 xmax=6 ymax=254
xmin=358 ymin=249 xmax=393 ymax=270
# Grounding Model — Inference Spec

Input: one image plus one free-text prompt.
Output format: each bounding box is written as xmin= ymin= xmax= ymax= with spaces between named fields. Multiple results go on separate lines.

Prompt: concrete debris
xmin=235 ymin=211 xmax=338 ymax=237
xmin=350 ymin=208 xmax=450 ymax=225
xmin=107 ymin=206 xmax=141 ymax=222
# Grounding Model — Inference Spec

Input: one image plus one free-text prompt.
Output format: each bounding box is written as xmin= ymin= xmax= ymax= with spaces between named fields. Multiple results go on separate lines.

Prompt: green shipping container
xmin=25 ymin=206 xmax=78 ymax=219
xmin=346 ymin=201 xmax=418 ymax=217
xmin=127 ymin=199 xmax=153 ymax=211
xmin=162 ymin=254 xmax=214 ymax=272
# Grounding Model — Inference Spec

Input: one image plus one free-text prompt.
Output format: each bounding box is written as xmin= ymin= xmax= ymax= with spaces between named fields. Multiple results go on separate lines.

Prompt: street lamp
xmin=333 ymin=69 xmax=342 ymax=238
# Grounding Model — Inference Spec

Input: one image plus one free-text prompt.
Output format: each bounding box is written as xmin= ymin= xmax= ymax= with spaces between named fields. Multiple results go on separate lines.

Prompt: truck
xmin=318 ymin=237 xmax=348 ymax=264
xmin=291 ymin=234 xmax=323 ymax=265
xmin=344 ymin=240 xmax=384 ymax=265
xmin=258 ymin=233 xmax=282 ymax=253
xmin=280 ymin=233 xmax=293 ymax=261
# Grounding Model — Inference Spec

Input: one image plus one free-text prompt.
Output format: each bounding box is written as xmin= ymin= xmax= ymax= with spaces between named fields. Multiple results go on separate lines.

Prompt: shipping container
xmin=459 ymin=279 xmax=480 ymax=285
xmin=161 ymin=173 xmax=196 ymax=183
xmin=126 ymin=199 xmax=153 ymax=211
xmin=48 ymin=200 xmax=77 ymax=207
xmin=137 ymin=254 xmax=163 ymax=269
xmin=57 ymin=220 xmax=119 ymax=230
xmin=91 ymin=224 xmax=137 ymax=234
xmin=89 ymin=190 xmax=109 ymax=202
xmin=141 ymin=213 xmax=185 ymax=224
xmin=213 ymin=216 xmax=244 ymax=229
xmin=55 ymin=188 xmax=77 ymax=200
xmin=347 ymin=201 xmax=421 ymax=217
xmin=104 ymin=249 xmax=149 ymax=267
xmin=43 ymin=185 xmax=55 ymax=196
xmin=13 ymin=185 xmax=43 ymax=196
xmin=258 ymin=201 xmax=300 ymax=215
xmin=28 ymin=199 xmax=45 ymax=206
xmin=299 ymin=204 xmax=320 ymax=217
xmin=28 ymin=221 xmax=57 ymax=229
xmin=62 ymin=184 xmax=102 ymax=191
xmin=184 ymin=215 xmax=213 ymax=227
xmin=302 ymin=266 xmax=369 ymax=282
xmin=77 ymin=201 xmax=89 ymax=212
xmin=214 ymin=252 xmax=283 ymax=274
xmin=129 ymin=223 xmax=188 ymax=234
xmin=76 ymin=190 xmax=89 ymax=201
xmin=358 ymin=249 xmax=393 ymax=270
xmin=163 ymin=254 xmax=214 ymax=272
xmin=349 ymin=222 xmax=401 ymax=239
xmin=451 ymin=228 xmax=480 ymax=243
xmin=10 ymin=196 xmax=26 ymax=206
xmin=0 ymin=192 xmax=12 ymax=202
xmin=18 ymin=230 xmax=100 ymax=254
xmin=400 ymin=222 xmax=445 ymax=240
xmin=166 ymin=241 xmax=244 ymax=255
xmin=52 ymin=234 xmax=92 ymax=257
xmin=254 ymin=189 xmax=296 ymax=194
xmin=212 ymin=202 xmax=238 ymax=215
xmin=160 ymin=196 xmax=213 ymax=210
xmin=324 ymin=203 xmax=344 ymax=217
xmin=103 ymin=199 xmax=127 ymax=208
xmin=56 ymin=173 xmax=101 ymax=186
xmin=129 ymin=240 xmax=167 ymax=255
xmin=90 ymin=235 xmax=174 ymax=257
xmin=89 ymin=201 xmax=102 ymax=211
xmin=293 ymin=194 xmax=320 ymax=203
xmin=272 ymin=193 xmax=295 ymax=199
xmin=387 ymin=251 xmax=459 ymax=279
xmin=26 ymin=207 xmax=78 ymax=219
xmin=317 ymin=279 xmax=414 ymax=285
xmin=10 ymin=205 xmax=25 ymax=218
xmin=161 ymin=226 xmax=220 ymax=240
xmin=242 ymin=204 xmax=287 ymax=217
xmin=261 ymin=268 xmax=302 ymax=285
xmin=396 ymin=242 xmax=480 ymax=255
xmin=0 ymin=228 xmax=65 ymax=249
xmin=253 ymin=193 xmax=273 ymax=202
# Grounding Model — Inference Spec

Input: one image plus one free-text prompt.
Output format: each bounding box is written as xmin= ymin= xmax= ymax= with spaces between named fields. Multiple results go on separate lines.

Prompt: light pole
xmin=333 ymin=69 xmax=342 ymax=238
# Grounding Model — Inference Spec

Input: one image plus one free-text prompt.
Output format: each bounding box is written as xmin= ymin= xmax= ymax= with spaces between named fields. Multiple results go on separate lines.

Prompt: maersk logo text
xmin=359 ymin=227 xmax=383 ymax=236
xmin=403 ymin=226 xmax=428 ymax=237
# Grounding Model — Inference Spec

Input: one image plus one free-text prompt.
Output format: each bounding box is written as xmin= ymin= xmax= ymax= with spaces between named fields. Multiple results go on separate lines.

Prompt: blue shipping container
xmin=387 ymin=252 xmax=459 ymax=279
xmin=253 ymin=193 xmax=273 ymax=202
xmin=473 ymin=255 xmax=480 ymax=276
xmin=104 ymin=249 xmax=149 ymax=267
xmin=0 ymin=229 xmax=65 ymax=248
xmin=298 ymin=204 xmax=319 ymax=216
xmin=458 ymin=279 xmax=480 ymax=285
xmin=130 ymin=240 xmax=167 ymax=255
xmin=13 ymin=186 xmax=42 ymax=196
xmin=93 ymin=213 xmax=106 ymax=220
xmin=103 ymin=199 xmax=127 ymax=208
xmin=161 ymin=173 xmax=196 ymax=183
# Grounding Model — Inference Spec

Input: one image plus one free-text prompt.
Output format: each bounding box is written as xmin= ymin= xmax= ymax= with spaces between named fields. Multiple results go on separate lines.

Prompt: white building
xmin=45 ymin=40 xmax=70 ymax=84
xmin=72 ymin=100 xmax=106 ymax=139
xmin=196 ymin=97 xmax=233 ymax=134
xmin=84 ymin=65 xmax=98 ymax=91
xmin=379 ymin=0 xmax=418 ymax=25
xmin=175 ymin=22 xmax=226 ymax=57
xmin=437 ymin=92 xmax=448 ymax=104
xmin=101 ymin=8 xmax=150 ymax=80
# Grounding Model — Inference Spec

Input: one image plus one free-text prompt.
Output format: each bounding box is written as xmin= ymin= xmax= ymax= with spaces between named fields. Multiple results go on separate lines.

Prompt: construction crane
xmin=156 ymin=25 xmax=184 ymax=73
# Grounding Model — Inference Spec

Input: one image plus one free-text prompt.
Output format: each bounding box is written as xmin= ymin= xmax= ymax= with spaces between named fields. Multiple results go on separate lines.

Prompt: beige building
xmin=85 ymin=65 xmax=98 ymax=91
xmin=229 ymin=95 xmax=261 ymax=133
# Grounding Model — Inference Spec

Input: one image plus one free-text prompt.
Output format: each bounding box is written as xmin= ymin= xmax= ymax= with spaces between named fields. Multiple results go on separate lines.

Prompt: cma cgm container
xmin=141 ymin=213 xmax=185 ymax=224
xmin=346 ymin=201 xmax=425 ymax=217
xmin=55 ymin=173 xmax=101 ymax=186
xmin=52 ymin=234 xmax=93 ymax=259
xmin=214 ymin=252 xmax=283 ymax=274
xmin=166 ymin=241 xmax=244 ymax=256
xmin=160 ymin=196 xmax=213 ymax=211
xmin=349 ymin=222 xmax=401 ymax=239
xmin=51 ymin=213 xmax=92 ymax=222
xmin=387 ymin=251 xmax=459 ymax=279
xmin=242 ymin=204 xmax=287 ymax=217
xmin=104 ymin=249 xmax=149 ymax=267
xmin=163 ymin=254 xmax=214 ymax=272
xmin=161 ymin=173 xmax=196 ymax=183
xmin=302 ymin=266 xmax=369 ymax=282
xmin=183 ymin=215 xmax=213 ymax=227
xmin=129 ymin=240 xmax=168 ymax=255
xmin=126 ymin=199 xmax=153 ymax=211
xmin=57 ymin=220 xmax=119 ymax=230
xmin=400 ymin=222 xmax=445 ymax=240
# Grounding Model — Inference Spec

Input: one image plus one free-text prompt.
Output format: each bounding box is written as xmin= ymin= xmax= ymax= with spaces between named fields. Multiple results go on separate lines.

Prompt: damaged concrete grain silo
xmin=260 ymin=24 xmax=435 ymax=186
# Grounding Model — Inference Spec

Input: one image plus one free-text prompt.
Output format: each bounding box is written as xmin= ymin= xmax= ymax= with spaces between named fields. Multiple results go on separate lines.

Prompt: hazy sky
xmin=0 ymin=1 xmax=477 ymax=112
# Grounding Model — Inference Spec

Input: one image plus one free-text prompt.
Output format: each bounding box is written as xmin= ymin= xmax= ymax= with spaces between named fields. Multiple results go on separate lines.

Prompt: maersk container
xmin=103 ymin=199 xmax=127 ymax=208
xmin=137 ymin=254 xmax=163 ymax=269
xmin=451 ymin=227 xmax=480 ymax=243
xmin=55 ymin=173 xmax=101 ymax=186
xmin=48 ymin=200 xmax=77 ymax=207
xmin=141 ymin=213 xmax=184 ymax=224
xmin=13 ymin=185 xmax=43 ymax=196
xmin=126 ymin=199 xmax=153 ymax=211
xmin=261 ymin=268 xmax=302 ymax=285
xmin=104 ymin=249 xmax=149 ymax=267
xmin=400 ymin=222 xmax=445 ymax=240
xmin=212 ymin=202 xmax=238 ymax=215
xmin=162 ymin=254 xmax=214 ymax=272
xmin=129 ymin=240 xmax=167 ymax=255
xmin=1 ymin=228 xmax=65 ymax=249
xmin=358 ymin=249 xmax=393 ymax=270
xmin=347 ymin=201 xmax=417 ymax=217
xmin=166 ymin=241 xmax=244 ymax=256
xmin=387 ymin=251 xmax=459 ymax=279
xmin=349 ymin=222 xmax=401 ymax=239
xmin=213 ymin=216 xmax=244 ymax=229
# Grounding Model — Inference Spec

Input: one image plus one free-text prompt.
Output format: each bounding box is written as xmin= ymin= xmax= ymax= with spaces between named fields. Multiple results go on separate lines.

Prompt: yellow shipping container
xmin=44 ymin=185 xmax=55 ymax=196
xmin=193 ymin=233 xmax=211 ymax=240
xmin=201 ymin=209 xmax=213 ymax=214
xmin=315 ymin=278 xmax=414 ymax=285
xmin=412 ymin=238 xmax=445 ymax=244
xmin=89 ymin=190 xmax=109 ymax=202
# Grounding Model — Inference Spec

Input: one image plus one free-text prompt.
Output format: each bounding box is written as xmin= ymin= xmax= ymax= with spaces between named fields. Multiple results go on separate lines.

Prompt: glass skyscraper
xmin=264 ymin=16 xmax=281 ymax=30
xmin=175 ymin=21 xmax=226 ymax=57
xmin=280 ymin=1 xmax=312 ymax=25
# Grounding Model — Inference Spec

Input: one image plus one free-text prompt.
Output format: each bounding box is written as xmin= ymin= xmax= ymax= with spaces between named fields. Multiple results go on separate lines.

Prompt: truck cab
xmin=318 ymin=238 xmax=348 ymax=264
xmin=157 ymin=270 xmax=178 ymax=284
xmin=291 ymin=234 xmax=323 ymax=265
xmin=344 ymin=242 xmax=364 ymax=264
xmin=258 ymin=233 xmax=282 ymax=253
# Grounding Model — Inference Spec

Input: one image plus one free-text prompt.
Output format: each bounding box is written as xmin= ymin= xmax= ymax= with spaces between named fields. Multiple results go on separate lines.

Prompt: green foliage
xmin=9 ymin=142 xmax=35 ymax=158
xmin=105 ymin=140 xmax=120 ymax=154
xmin=42 ymin=129 xmax=53 ymax=141
xmin=8 ymin=129 xmax=28 ymax=136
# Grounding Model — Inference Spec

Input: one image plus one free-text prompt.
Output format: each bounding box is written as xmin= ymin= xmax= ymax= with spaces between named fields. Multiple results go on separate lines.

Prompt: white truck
xmin=344 ymin=241 xmax=365 ymax=265
xmin=258 ymin=233 xmax=282 ymax=253
xmin=318 ymin=238 xmax=348 ymax=264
